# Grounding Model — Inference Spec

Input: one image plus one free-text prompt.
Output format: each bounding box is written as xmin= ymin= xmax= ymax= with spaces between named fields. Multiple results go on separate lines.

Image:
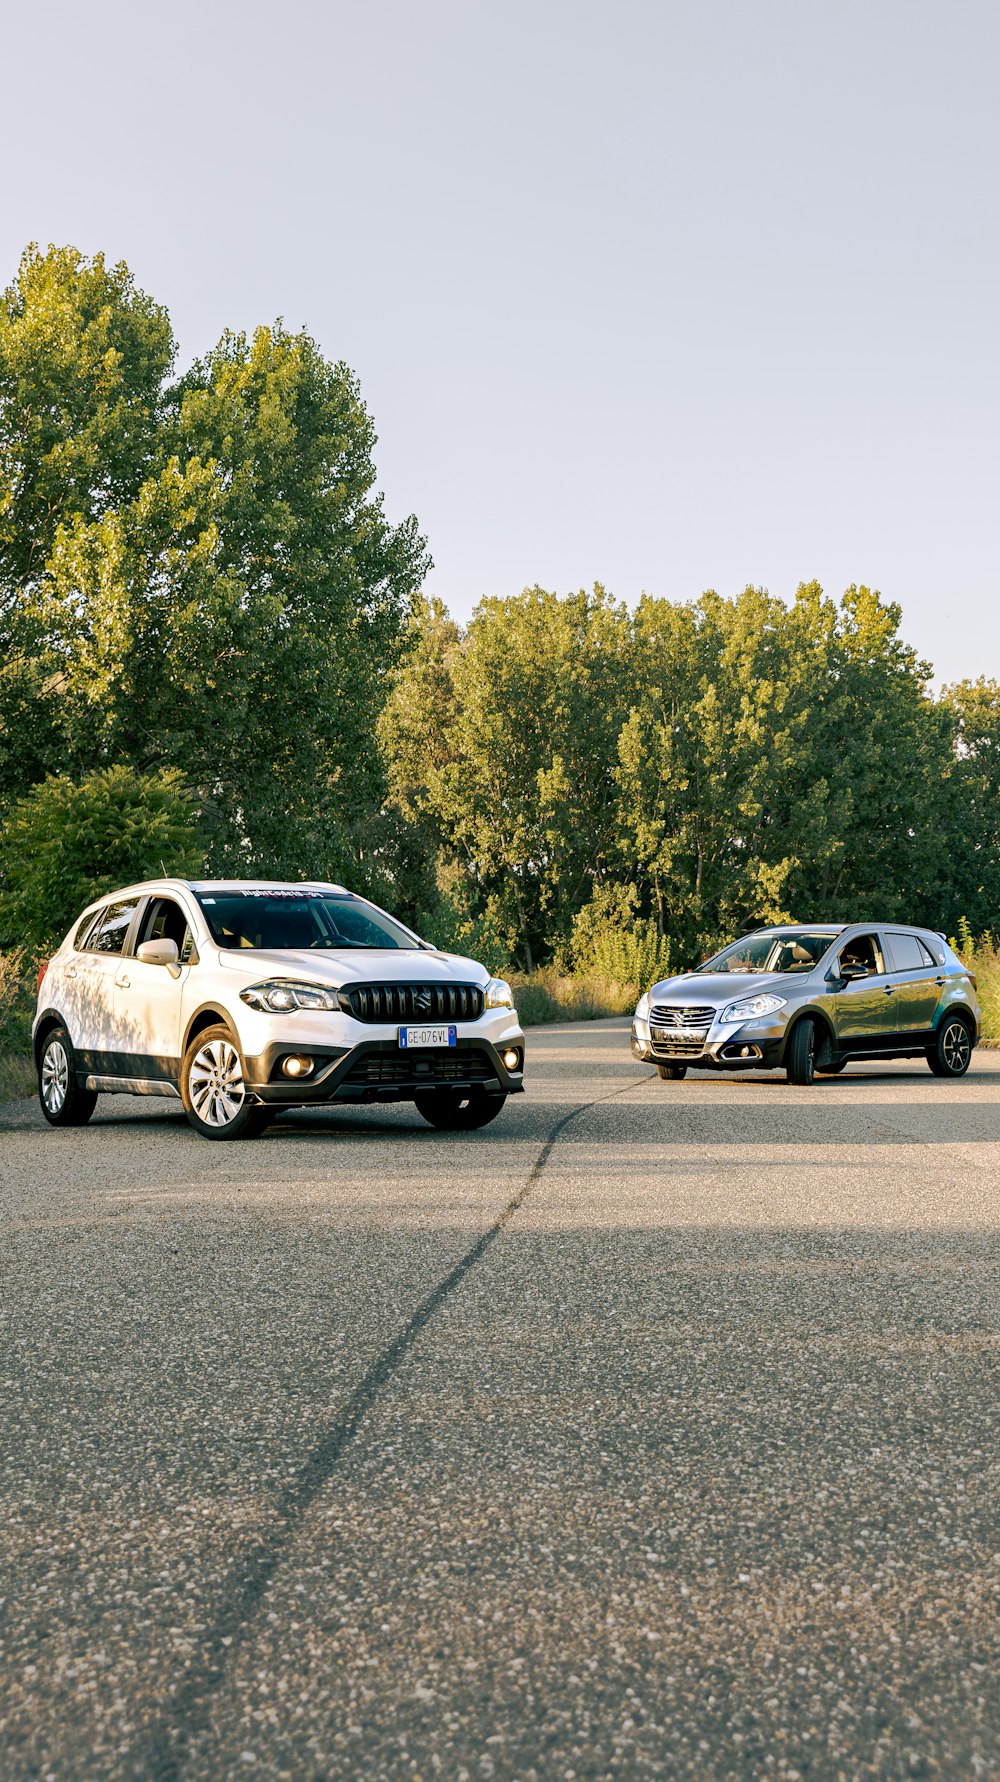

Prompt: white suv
xmin=33 ymin=880 xmax=525 ymax=1140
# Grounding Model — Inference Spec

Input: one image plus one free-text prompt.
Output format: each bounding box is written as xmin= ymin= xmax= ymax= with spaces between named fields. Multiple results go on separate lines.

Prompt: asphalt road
xmin=1 ymin=1020 xmax=998 ymax=1781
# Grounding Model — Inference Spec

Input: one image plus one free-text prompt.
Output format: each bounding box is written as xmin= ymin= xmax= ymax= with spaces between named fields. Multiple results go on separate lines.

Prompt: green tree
xmin=0 ymin=245 xmax=175 ymax=803
xmin=0 ymin=766 xmax=204 ymax=951
xmin=0 ymin=246 xmax=429 ymax=886
xmin=937 ymin=678 xmax=1000 ymax=933
xmin=381 ymin=587 xmax=634 ymax=968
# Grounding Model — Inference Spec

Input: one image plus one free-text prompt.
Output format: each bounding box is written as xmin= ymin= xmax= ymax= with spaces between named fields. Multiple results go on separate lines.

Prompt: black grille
xmin=342 ymin=1050 xmax=496 ymax=1087
xmin=339 ymin=982 xmax=485 ymax=1024
xmin=649 ymin=1003 xmax=714 ymax=1058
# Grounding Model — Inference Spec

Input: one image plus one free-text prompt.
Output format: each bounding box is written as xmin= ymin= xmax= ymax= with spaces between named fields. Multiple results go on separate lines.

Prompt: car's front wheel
xmin=785 ymin=1018 xmax=818 ymax=1085
xmin=37 ymin=1025 xmax=98 ymax=1127
xmin=927 ymin=1015 xmax=973 ymax=1078
xmin=180 ymin=1025 xmax=272 ymax=1140
xmin=655 ymin=1063 xmax=688 ymax=1081
xmin=414 ymin=1090 xmax=507 ymax=1131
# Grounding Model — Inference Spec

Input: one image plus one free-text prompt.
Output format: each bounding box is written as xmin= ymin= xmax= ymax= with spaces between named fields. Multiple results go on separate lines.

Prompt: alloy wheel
xmin=942 ymin=1021 xmax=971 ymax=1073
xmin=41 ymin=1039 xmax=69 ymax=1114
xmin=189 ymin=1038 xmax=246 ymax=1127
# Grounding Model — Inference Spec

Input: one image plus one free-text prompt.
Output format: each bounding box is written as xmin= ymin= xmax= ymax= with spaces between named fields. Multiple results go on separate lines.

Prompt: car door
xmin=831 ymin=933 xmax=898 ymax=1051
xmin=71 ymin=897 xmax=142 ymax=1064
xmin=112 ymin=894 xmax=198 ymax=1080
xmin=885 ymin=931 xmax=945 ymax=1038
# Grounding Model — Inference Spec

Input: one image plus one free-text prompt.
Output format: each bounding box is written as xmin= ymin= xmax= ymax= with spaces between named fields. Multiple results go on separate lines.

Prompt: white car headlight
xmin=240 ymin=980 xmax=340 ymax=1013
xmin=485 ymin=977 xmax=514 ymax=1010
xmin=720 ymin=993 xmax=786 ymax=1022
xmin=634 ymin=991 xmax=650 ymax=1021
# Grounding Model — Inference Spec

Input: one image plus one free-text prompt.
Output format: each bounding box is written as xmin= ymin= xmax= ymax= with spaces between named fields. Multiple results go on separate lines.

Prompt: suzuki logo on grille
xmin=413 ymin=988 xmax=433 ymax=1014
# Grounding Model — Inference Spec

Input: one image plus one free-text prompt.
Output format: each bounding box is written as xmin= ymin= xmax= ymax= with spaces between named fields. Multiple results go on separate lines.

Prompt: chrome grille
xmin=648 ymin=1003 xmax=714 ymax=1057
xmin=338 ymin=982 xmax=485 ymax=1024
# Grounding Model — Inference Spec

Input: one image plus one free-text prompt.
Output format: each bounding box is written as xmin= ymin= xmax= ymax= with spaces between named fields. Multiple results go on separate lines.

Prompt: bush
xmin=0 ymin=765 xmax=204 ymax=952
xmin=570 ymin=883 xmax=673 ymax=994
xmin=950 ymin=922 xmax=1000 ymax=1045
xmin=0 ymin=948 xmax=36 ymax=1099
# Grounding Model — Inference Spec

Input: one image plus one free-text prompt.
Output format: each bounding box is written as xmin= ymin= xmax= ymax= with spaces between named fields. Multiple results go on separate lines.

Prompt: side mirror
xmin=137 ymin=938 xmax=180 ymax=970
xmin=838 ymin=962 xmax=869 ymax=982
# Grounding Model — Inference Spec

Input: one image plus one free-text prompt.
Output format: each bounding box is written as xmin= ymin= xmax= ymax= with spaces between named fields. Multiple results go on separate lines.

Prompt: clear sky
xmin=2 ymin=0 xmax=996 ymax=684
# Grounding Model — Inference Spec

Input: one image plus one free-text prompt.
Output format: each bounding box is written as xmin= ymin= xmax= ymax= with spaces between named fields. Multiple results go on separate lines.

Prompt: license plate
xmin=652 ymin=1026 xmax=702 ymax=1042
xmin=399 ymin=1024 xmax=456 ymax=1048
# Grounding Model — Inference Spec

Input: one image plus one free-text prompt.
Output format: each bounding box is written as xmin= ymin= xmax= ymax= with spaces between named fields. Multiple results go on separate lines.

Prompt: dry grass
xmin=510 ymin=967 xmax=639 ymax=1026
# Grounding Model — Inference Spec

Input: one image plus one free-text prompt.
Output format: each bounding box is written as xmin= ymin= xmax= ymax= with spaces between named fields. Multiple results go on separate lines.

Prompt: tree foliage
xmin=381 ymin=581 xmax=978 ymax=970
xmin=0 ymin=244 xmax=429 ymax=887
xmin=0 ymin=766 xmax=203 ymax=951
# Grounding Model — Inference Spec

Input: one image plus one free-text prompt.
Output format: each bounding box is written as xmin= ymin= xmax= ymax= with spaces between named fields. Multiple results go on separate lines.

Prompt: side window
xmin=90 ymin=899 xmax=139 ymax=956
xmin=837 ymin=934 xmax=884 ymax=975
xmin=74 ymin=910 xmax=102 ymax=951
xmin=138 ymin=897 xmax=196 ymax=962
xmin=888 ymin=932 xmax=933 ymax=972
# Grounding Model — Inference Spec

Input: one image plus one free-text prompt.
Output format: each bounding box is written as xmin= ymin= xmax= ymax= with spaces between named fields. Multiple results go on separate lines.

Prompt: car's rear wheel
xmin=655 ymin=1063 xmax=688 ymax=1080
xmin=414 ymin=1090 xmax=507 ymax=1130
xmin=927 ymin=1015 xmax=973 ymax=1078
xmin=180 ymin=1025 xmax=271 ymax=1140
xmin=37 ymin=1025 xmax=98 ymax=1127
xmin=785 ymin=1018 xmax=818 ymax=1085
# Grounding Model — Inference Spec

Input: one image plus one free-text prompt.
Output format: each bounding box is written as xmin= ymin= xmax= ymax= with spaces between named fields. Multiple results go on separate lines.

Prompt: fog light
xmin=282 ymin=1055 xmax=314 ymax=1078
xmin=503 ymin=1048 xmax=521 ymax=1071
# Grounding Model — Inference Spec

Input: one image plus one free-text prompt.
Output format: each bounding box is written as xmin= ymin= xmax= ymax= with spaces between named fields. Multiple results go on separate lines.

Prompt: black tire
xmin=927 ymin=1014 xmax=973 ymax=1078
xmin=655 ymin=1063 xmax=688 ymax=1081
xmin=414 ymin=1090 xmax=507 ymax=1131
xmin=37 ymin=1024 xmax=98 ymax=1127
xmin=180 ymin=1024 xmax=270 ymax=1140
xmin=785 ymin=1018 xmax=818 ymax=1086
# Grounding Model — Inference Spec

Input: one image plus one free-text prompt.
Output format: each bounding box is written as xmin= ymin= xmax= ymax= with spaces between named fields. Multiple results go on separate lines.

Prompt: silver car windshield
xmin=701 ymin=931 xmax=840 ymax=974
xmin=195 ymin=890 xmax=418 ymax=951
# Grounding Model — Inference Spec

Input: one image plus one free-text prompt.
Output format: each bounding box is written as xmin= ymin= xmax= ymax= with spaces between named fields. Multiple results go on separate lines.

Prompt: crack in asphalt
xmin=140 ymin=1074 xmax=652 ymax=1779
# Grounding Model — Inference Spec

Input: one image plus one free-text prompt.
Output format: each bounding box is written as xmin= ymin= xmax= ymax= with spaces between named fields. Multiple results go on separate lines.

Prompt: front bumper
xmin=244 ymin=1034 xmax=526 ymax=1104
xmin=631 ymin=1015 xmax=787 ymax=1071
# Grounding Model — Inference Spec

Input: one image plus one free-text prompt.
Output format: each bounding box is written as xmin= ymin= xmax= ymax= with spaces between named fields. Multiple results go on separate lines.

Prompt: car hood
xmin=217 ymin=946 xmax=489 ymax=987
xmin=649 ymin=971 xmax=794 ymax=1005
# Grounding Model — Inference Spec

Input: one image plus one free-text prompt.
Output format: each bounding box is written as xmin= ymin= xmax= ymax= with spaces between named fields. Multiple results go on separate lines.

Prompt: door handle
xmin=883 ymin=985 xmax=894 ymax=995
xmin=934 ymin=976 xmax=946 ymax=985
xmin=115 ymin=972 xmax=130 ymax=989
xmin=66 ymin=964 xmax=77 ymax=979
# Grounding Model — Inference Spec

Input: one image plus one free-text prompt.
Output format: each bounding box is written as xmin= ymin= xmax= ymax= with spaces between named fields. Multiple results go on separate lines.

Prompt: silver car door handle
xmin=883 ymin=985 xmax=894 ymax=994
xmin=65 ymin=964 xmax=77 ymax=978
xmin=115 ymin=972 xmax=130 ymax=989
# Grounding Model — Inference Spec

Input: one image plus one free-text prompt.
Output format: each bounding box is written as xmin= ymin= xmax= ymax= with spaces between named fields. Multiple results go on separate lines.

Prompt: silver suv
xmin=33 ymin=879 xmax=525 ymax=1139
xmin=631 ymin=923 xmax=980 ymax=1085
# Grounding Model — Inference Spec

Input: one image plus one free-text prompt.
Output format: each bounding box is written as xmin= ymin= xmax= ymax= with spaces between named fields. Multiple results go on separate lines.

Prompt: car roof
xmin=747 ymin=921 xmax=946 ymax=941
xmin=73 ymin=877 xmax=352 ymax=913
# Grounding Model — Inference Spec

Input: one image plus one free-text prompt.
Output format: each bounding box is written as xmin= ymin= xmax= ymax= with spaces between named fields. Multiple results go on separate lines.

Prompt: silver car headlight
xmin=634 ymin=991 xmax=650 ymax=1022
xmin=720 ymin=993 xmax=787 ymax=1022
xmin=485 ymin=977 xmax=514 ymax=1010
xmin=240 ymin=980 xmax=340 ymax=1013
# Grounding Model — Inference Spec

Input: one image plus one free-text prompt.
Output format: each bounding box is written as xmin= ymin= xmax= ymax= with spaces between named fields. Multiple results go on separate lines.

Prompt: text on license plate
xmin=399 ymin=1024 xmax=457 ymax=1048
xmin=652 ymin=1026 xmax=702 ymax=1042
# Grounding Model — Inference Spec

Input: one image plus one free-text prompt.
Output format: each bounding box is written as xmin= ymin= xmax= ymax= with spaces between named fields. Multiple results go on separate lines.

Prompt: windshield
xmin=195 ymin=889 xmax=419 ymax=951
xmin=700 ymin=930 xmax=839 ymax=974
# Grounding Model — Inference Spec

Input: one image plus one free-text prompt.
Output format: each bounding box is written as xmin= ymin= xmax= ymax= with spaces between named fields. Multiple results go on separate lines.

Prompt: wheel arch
xmin=33 ymin=1009 xmax=67 ymax=1065
xmin=933 ymin=1000 xmax=978 ymax=1039
xmin=779 ymin=1004 xmax=837 ymax=1064
xmin=182 ymin=1004 xmax=237 ymax=1056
